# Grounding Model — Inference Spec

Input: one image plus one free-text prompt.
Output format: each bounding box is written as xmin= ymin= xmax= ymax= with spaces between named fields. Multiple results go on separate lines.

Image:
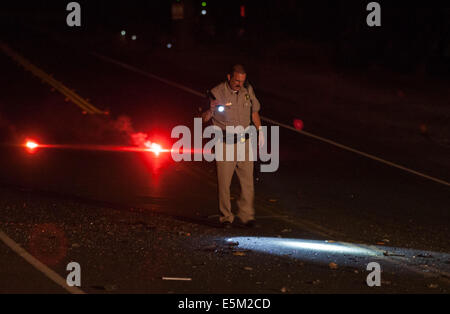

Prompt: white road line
xmin=0 ymin=229 xmax=86 ymax=294
xmin=91 ymin=52 xmax=450 ymax=188
xmin=91 ymin=52 xmax=205 ymax=98
xmin=263 ymin=117 xmax=450 ymax=187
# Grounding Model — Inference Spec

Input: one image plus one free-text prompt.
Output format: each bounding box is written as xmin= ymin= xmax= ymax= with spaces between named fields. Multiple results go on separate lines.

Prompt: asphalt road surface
xmin=0 ymin=27 xmax=449 ymax=294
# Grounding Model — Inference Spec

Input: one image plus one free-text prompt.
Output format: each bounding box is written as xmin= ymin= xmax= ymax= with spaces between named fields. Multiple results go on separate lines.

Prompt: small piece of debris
xmin=427 ymin=283 xmax=438 ymax=289
xmin=90 ymin=284 xmax=118 ymax=291
xmin=306 ymin=280 xmax=321 ymax=285
xmin=104 ymin=284 xmax=118 ymax=291
xmin=383 ymin=251 xmax=405 ymax=257
xmin=203 ymin=245 xmax=217 ymax=252
xmin=244 ymin=267 xmax=253 ymax=271
xmin=280 ymin=287 xmax=288 ymax=293
xmin=71 ymin=243 xmax=80 ymax=248
xmin=162 ymin=277 xmax=192 ymax=281
xmin=233 ymin=251 xmax=247 ymax=257
xmin=417 ymin=253 xmax=433 ymax=259
xmin=281 ymin=229 xmax=292 ymax=233
xmin=268 ymin=199 xmax=278 ymax=203
xmin=329 ymin=262 xmax=338 ymax=270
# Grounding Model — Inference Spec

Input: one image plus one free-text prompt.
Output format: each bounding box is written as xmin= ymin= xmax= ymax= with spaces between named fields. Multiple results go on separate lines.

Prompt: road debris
xmin=306 ymin=280 xmax=321 ymax=285
xmin=329 ymin=262 xmax=338 ymax=270
xmin=202 ymin=244 xmax=217 ymax=252
xmin=417 ymin=253 xmax=433 ymax=258
xmin=162 ymin=277 xmax=192 ymax=281
xmin=383 ymin=251 xmax=405 ymax=257
xmin=105 ymin=284 xmax=118 ymax=291
xmin=90 ymin=284 xmax=118 ymax=291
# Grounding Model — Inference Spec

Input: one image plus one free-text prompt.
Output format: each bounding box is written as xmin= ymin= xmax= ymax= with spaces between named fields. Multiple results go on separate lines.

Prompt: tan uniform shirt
xmin=210 ymin=81 xmax=261 ymax=130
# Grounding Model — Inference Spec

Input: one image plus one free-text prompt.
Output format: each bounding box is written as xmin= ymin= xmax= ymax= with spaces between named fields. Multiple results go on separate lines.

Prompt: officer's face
xmin=227 ymin=72 xmax=246 ymax=91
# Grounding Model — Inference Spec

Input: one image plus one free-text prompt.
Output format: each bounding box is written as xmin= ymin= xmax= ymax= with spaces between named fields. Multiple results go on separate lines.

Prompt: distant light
xmin=201 ymin=1 xmax=207 ymax=7
xmin=167 ymin=43 xmax=172 ymax=49
xmin=132 ymin=35 xmax=137 ymax=40
xmin=218 ymin=105 xmax=225 ymax=112
xmin=293 ymin=119 xmax=304 ymax=131
xmin=201 ymin=9 xmax=207 ymax=15
xmin=240 ymin=5 xmax=246 ymax=18
xmin=121 ymin=30 xmax=126 ymax=36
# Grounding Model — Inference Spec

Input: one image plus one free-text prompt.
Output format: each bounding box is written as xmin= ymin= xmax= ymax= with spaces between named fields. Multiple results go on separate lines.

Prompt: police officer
xmin=202 ymin=64 xmax=264 ymax=228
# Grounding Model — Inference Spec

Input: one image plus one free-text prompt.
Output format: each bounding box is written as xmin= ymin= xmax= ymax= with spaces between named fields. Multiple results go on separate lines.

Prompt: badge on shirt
xmin=245 ymin=94 xmax=250 ymax=101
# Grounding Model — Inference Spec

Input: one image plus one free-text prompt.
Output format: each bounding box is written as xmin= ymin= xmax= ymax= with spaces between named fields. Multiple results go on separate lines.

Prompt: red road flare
xmin=19 ymin=143 xmax=213 ymax=156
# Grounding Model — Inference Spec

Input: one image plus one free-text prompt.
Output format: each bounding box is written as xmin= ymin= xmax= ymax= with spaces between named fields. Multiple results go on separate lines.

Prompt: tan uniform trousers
xmin=216 ymin=139 xmax=255 ymax=224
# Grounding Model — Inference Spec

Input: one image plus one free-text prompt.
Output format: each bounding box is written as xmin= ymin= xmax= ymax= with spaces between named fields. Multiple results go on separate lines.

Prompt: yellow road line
xmin=1 ymin=42 xmax=105 ymax=115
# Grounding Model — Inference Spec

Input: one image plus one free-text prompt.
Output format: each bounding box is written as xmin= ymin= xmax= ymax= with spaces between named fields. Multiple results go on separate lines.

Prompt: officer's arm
xmin=202 ymin=99 xmax=217 ymax=123
xmin=249 ymin=85 xmax=262 ymax=130
xmin=252 ymin=111 xmax=262 ymax=130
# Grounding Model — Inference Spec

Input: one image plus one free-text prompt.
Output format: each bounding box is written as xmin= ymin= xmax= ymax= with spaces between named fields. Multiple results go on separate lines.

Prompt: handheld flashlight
xmin=218 ymin=105 xmax=225 ymax=112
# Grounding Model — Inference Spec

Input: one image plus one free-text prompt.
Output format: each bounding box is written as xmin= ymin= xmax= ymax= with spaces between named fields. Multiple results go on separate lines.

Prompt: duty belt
xmin=223 ymin=132 xmax=250 ymax=144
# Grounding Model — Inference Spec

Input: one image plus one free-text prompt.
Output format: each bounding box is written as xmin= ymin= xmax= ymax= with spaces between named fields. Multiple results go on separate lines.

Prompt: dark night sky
xmin=2 ymin=1 xmax=450 ymax=74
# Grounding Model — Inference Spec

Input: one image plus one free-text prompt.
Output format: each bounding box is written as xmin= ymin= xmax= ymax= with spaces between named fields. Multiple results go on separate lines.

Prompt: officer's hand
xmin=258 ymin=128 xmax=265 ymax=148
xmin=210 ymin=100 xmax=219 ymax=111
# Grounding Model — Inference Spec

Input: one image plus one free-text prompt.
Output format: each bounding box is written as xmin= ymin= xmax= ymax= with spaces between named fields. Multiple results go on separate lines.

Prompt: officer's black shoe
xmin=243 ymin=219 xmax=257 ymax=228
xmin=221 ymin=221 xmax=233 ymax=229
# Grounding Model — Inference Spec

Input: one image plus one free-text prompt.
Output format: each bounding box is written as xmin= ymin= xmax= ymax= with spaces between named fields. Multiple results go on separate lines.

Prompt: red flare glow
xmin=293 ymin=119 xmax=304 ymax=131
xmin=24 ymin=140 xmax=39 ymax=153
xmin=144 ymin=141 xmax=167 ymax=156
xmin=26 ymin=141 xmax=38 ymax=149
xmin=20 ymin=139 xmax=211 ymax=158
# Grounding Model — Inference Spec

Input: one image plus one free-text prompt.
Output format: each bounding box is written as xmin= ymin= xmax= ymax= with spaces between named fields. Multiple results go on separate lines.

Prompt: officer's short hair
xmin=229 ymin=64 xmax=246 ymax=76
